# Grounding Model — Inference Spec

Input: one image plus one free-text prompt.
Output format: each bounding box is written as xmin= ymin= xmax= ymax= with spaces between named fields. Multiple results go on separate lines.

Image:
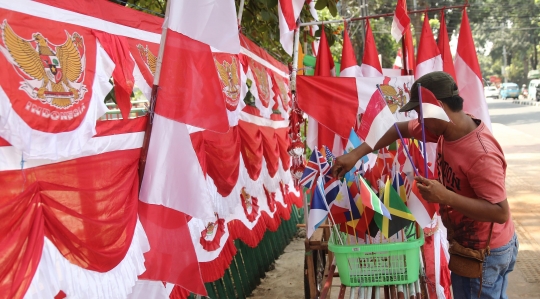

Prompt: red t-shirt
xmin=408 ymin=118 xmax=514 ymax=249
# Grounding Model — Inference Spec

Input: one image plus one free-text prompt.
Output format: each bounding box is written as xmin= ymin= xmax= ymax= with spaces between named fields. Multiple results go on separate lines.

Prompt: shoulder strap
xmin=485 ymin=222 xmax=494 ymax=253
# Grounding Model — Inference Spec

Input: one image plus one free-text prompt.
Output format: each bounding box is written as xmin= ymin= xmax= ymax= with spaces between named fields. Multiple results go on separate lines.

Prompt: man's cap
xmin=399 ymin=71 xmax=459 ymax=112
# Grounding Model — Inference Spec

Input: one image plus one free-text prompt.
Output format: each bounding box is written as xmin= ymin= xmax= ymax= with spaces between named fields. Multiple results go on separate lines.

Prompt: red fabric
xmin=0 ymin=149 xmax=140 ymax=299
xmin=296 ymin=76 xmax=358 ymax=139
xmin=456 ymin=10 xmax=482 ymax=79
xmin=260 ymin=127 xmax=280 ymax=177
xmin=0 ymin=137 xmax=10 ymax=146
xmin=170 ymin=286 xmax=191 ymax=299
xmin=437 ymin=11 xmax=457 ymax=81
xmin=93 ymin=30 xmax=135 ymax=119
xmin=95 ymin=116 xmax=147 ymax=136
xmin=156 ymin=29 xmax=228 ymax=133
xmin=416 ymin=13 xmax=440 ymax=65
xmin=239 ymin=35 xmax=289 ymax=74
xmin=127 ymin=38 xmax=160 ymax=87
xmin=249 ymin=59 xmax=271 ymax=108
xmin=35 ymin=0 xmax=163 ymax=34
xmin=264 ymin=187 xmax=277 ymax=213
xmin=275 ymin=128 xmax=291 ymax=170
xmin=340 ymin=24 xmax=358 ymax=70
xmin=362 ymin=19 xmax=383 ymax=73
xmin=238 ymin=120 xmax=264 ymax=180
xmin=213 ymin=53 xmax=241 ymax=111
xmin=241 ymin=190 xmax=259 ymax=222
xmin=401 ymin=2 xmax=415 ymax=73
xmin=0 ymin=10 xmax=96 ymax=133
xmin=138 ymin=202 xmax=207 ymax=296
xmin=279 ymin=0 xmax=298 ymax=31
xmin=198 ymin=235 xmax=237 ymax=283
xmin=191 ymin=128 xmax=240 ymax=196
xmin=54 ymin=291 xmax=67 ymax=299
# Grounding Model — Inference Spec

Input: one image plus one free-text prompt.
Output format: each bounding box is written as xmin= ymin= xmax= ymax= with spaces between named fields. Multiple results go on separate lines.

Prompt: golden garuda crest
xmin=214 ymin=56 xmax=240 ymax=104
xmin=252 ymin=64 xmax=270 ymax=106
xmin=0 ymin=21 xmax=87 ymax=109
xmin=136 ymin=44 xmax=156 ymax=76
xmin=379 ymin=76 xmax=410 ymax=113
xmin=275 ymin=77 xmax=289 ymax=108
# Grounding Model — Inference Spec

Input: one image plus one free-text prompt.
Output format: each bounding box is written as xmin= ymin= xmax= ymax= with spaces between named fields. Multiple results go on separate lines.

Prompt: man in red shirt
xmin=332 ymin=72 xmax=517 ymax=299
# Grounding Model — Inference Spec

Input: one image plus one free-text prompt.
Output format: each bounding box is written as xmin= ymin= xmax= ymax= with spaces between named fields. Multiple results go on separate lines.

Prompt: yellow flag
xmin=297 ymin=42 xmax=305 ymax=75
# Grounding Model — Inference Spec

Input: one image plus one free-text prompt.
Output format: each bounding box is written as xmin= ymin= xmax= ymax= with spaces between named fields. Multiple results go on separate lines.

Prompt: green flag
xmin=374 ymin=178 xmax=416 ymax=239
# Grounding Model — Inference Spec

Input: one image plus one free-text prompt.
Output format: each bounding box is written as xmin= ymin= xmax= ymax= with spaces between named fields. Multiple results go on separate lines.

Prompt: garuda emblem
xmin=379 ymin=76 xmax=410 ymax=113
xmin=275 ymin=77 xmax=289 ymax=109
xmin=0 ymin=21 xmax=87 ymax=109
xmin=252 ymin=64 xmax=270 ymax=108
xmin=136 ymin=44 xmax=156 ymax=76
xmin=214 ymin=56 xmax=240 ymax=110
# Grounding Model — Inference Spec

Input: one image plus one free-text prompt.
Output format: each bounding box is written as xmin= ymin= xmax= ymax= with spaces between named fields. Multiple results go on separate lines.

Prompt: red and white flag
xmin=437 ymin=11 xmax=456 ymax=80
xmin=278 ymin=0 xmax=306 ymax=55
xmin=419 ymin=86 xmax=450 ymax=122
xmin=415 ymin=13 xmax=442 ymax=79
xmin=340 ymin=24 xmax=362 ymax=78
xmin=156 ymin=0 xmax=240 ymax=133
xmin=391 ymin=0 xmax=410 ymax=42
xmin=360 ymin=19 xmax=383 ymax=77
xmin=407 ymin=183 xmax=438 ymax=228
xmin=393 ymin=48 xmax=403 ymax=69
xmin=454 ymin=10 xmax=492 ymax=130
xmin=358 ymin=90 xmax=395 ymax=149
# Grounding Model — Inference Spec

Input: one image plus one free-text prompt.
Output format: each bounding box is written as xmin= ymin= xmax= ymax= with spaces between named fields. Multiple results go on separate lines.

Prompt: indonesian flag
xmin=437 ymin=11 xmax=456 ymax=80
xmin=454 ymin=10 xmax=492 ymax=131
xmin=360 ymin=19 xmax=383 ymax=77
xmin=358 ymin=90 xmax=396 ymax=149
xmin=393 ymin=48 xmax=403 ymax=69
xmin=156 ymin=0 xmax=240 ymax=133
xmin=340 ymin=24 xmax=362 ymax=78
xmin=415 ymin=13 xmax=442 ymax=79
xmin=391 ymin=0 xmax=410 ymax=42
xmin=306 ymin=28 xmax=344 ymax=155
xmin=419 ymin=86 xmax=450 ymax=122
xmin=278 ymin=0 xmax=306 ymax=56
xmin=407 ymin=183 xmax=438 ymax=228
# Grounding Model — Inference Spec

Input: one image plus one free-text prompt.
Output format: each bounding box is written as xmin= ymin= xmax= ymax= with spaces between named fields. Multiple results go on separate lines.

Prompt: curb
xmin=512 ymin=100 xmax=540 ymax=107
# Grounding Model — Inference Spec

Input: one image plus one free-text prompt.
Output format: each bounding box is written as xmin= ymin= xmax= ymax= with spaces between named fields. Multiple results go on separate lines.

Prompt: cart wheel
xmin=304 ymin=250 xmax=327 ymax=299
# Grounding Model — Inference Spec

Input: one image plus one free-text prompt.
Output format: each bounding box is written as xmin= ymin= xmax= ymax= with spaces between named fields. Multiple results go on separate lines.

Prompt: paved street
xmin=489 ymin=98 xmax=540 ymax=298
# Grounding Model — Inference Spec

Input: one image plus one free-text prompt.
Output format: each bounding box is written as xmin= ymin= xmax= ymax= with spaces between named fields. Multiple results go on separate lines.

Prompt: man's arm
xmin=415 ymin=176 xmax=510 ymax=224
xmin=331 ymin=121 xmax=411 ymax=179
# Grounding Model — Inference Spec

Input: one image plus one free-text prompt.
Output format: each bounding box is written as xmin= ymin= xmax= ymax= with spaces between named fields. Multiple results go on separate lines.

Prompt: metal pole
xmin=298 ymin=4 xmax=469 ymax=27
xmin=503 ymin=45 xmax=508 ymax=84
xmin=237 ymin=0 xmax=245 ymax=27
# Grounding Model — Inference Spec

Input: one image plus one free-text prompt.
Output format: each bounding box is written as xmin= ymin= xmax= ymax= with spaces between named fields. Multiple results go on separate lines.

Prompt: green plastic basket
xmin=328 ymin=230 xmax=424 ymax=287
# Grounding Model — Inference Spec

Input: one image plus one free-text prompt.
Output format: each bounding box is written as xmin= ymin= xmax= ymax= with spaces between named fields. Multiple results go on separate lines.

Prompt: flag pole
xmin=417 ymin=83 xmax=429 ymax=178
xmin=291 ymin=27 xmax=301 ymax=93
xmin=138 ymin=0 xmax=172 ymax=187
xmin=237 ymin=0 xmax=245 ymax=26
xmin=375 ymin=85 xmax=420 ymax=177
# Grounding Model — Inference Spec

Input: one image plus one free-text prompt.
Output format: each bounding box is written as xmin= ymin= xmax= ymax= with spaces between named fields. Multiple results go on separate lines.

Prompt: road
xmin=489 ymin=98 xmax=540 ymax=298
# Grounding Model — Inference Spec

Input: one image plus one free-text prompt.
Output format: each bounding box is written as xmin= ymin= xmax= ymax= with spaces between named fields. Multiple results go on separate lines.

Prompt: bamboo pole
xmin=237 ymin=0 xmax=245 ymax=26
xmin=137 ymin=0 xmax=171 ymax=187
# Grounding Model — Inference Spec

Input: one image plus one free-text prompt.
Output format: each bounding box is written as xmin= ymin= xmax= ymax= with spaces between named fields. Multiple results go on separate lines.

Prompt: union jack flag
xmin=299 ymin=148 xmax=330 ymax=189
xmin=317 ymin=148 xmax=330 ymax=176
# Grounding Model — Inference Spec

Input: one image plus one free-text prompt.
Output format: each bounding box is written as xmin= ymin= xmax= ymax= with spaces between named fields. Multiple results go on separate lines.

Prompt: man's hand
xmin=415 ymin=176 xmax=450 ymax=204
xmin=331 ymin=152 xmax=359 ymax=179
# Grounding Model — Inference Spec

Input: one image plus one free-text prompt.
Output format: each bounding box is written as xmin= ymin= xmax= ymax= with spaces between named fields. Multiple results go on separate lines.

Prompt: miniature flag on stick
xmin=358 ymin=89 xmax=396 ymax=149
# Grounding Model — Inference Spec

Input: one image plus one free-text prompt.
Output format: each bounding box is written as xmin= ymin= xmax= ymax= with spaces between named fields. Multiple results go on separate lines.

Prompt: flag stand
xmin=137 ymin=0 xmax=172 ymax=187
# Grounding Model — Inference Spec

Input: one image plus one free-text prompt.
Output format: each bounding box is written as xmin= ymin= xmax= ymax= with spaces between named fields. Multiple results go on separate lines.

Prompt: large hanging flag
xmin=340 ymin=23 xmax=362 ymax=78
xmin=358 ymin=90 xmax=396 ymax=149
xmin=391 ymin=0 xmax=410 ymax=42
xmin=357 ymin=175 xmax=391 ymax=219
xmin=360 ymin=19 xmax=383 ymax=77
xmin=278 ymin=0 xmax=306 ymax=56
xmin=454 ymin=9 xmax=492 ymax=130
xmin=307 ymin=177 xmax=329 ymax=238
xmin=407 ymin=182 xmax=438 ymax=228
xmin=374 ymin=178 xmax=416 ymax=238
xmin=419 ymin=86 xmax=450 ymax=122
xmin=156 ymin=0 xmax=240 ymax=133
xmin=437 ymin=10 xmax=456 ymax=80
xmin=415 ymin=13 xmax=442 ymax=79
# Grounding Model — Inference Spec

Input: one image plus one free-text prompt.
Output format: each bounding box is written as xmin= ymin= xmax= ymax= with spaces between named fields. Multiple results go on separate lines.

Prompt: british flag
xmin=299 ymin=150 xmax=319 ymax=189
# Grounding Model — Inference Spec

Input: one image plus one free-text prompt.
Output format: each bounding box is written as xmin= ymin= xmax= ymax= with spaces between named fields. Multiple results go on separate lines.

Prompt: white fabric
xmin=126 ymin=281 xmax=172 ymax=299
xmin=24 ymin=220 xmax=149 ymax=299
xmin=415 ymin=55 xmax=443 ymax=80
xmin=4 ymin=1 xmax=160 ymax=43
xmin=168 ymin=0 xmax=240 ymax=54
xmin=139 ymin=114 xmax=214 ymax=220
xmin=307 ymin=2 xmax=319 ymax=56
xmin=382 ymin=68 xmax=402 ymax=77
xmin=0 ymin=131 xmax=144 ymax=171
xmin=340 ymin=65 xmax=363 ymax=78
xmin=391 ymin=14 xmax=405 ymax=42
xmin=239 ymin=111 xmax=289 ymax=129
xmin=454 ymin=54 xmax=492 ymax=131
xmin=422 ymin=102 xmax=450 ymax=122
xmin=363 ymin=103 xmax=395 ymax=149
xmin=278 ymin=0 xmax=305 ymax=55
xmin=408 ymin=189 xmax=433 ymax=228
xmin=132 ymin=56 xmax=152 ymax=101
xmin=306 ymin=116 xmax=318 ymax=150
xmin=0 ymin=44 xmax=115 ymax=160
xmin=360 ymin=64 xmax=383 ymax=77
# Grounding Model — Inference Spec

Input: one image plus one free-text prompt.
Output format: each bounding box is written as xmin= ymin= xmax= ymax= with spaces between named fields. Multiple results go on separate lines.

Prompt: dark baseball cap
xmin=399 ymin=71 xmax=459 ymax=112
